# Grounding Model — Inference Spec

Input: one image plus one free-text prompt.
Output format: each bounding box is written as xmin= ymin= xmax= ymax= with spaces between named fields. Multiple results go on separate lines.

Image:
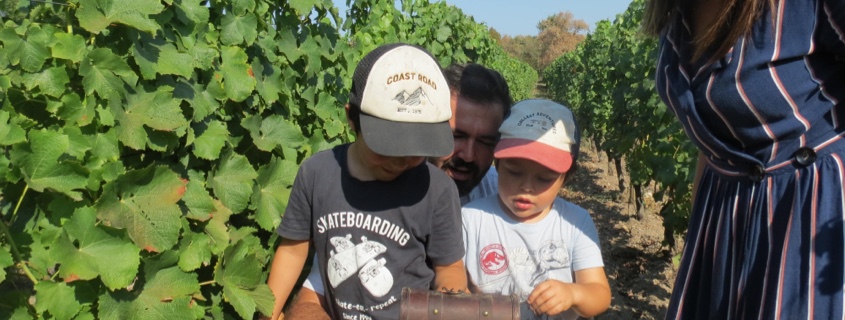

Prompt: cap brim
xmin=494 ymin=138 xmax=573 ymax=173
xmin=359 ymin=113 xmax=454 ymax=157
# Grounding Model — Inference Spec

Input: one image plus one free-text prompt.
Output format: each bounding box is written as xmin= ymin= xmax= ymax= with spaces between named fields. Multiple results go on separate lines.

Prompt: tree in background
xmin=537 ymin=12 xmax=588 ymax=72
xmin=494 ymin=11 xmax=588 ymax=75
xmin=498 ymin=34 xmax=541 ymax=71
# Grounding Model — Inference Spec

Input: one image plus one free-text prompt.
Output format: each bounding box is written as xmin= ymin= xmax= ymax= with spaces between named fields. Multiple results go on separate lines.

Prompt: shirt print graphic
xmin=327 ymin=234 xmax=394 ymax=297
xmin=504 ymin=240 xmax=570 ymax=300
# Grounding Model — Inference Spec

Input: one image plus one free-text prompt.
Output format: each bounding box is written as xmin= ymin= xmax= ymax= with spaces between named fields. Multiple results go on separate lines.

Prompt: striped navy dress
xmin=656 ymin=0 xmax=845 ymax=319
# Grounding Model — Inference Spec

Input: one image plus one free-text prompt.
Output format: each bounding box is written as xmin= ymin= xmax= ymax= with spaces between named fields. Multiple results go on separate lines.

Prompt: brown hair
xmin=642 ymin=0 xmax=776 ymax=62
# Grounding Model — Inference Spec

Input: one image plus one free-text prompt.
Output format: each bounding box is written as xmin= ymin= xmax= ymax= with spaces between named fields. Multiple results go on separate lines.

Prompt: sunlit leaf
xmin=220 ymin=13 xmax=258 ymax=46
xmin=241 ymin=115 xmax=305 ymax=152
xmin=182 ymin=170 xmax=215 ymax=221
xmin=96 ymin=166 xmax=187 ymax=252
xmin=210 ymin=150 xmax=256 ymax=213
xmin=52 ymin=207 xmax=140 ymax=290
xmin=34 ymin=282 xmax=83 ymax=320
xmin=22 ymin=67 xmax=70 ymax=98
xmin=9 ymin=129 xmax=88 ymax=200
xmin=192 ymin=120 xmax=228 ymax=160
xmin=220 ymin=46 xmax=255 ymax=101
xmin=80 ymin=48 xmax=136 ymax=100
xmin=51 ymin=32 xmax=87 ymax=63
xmin=76 ymin=0 xmax=165 ymax=34
xmin=249 ymin=157 xmax=296 ymax=231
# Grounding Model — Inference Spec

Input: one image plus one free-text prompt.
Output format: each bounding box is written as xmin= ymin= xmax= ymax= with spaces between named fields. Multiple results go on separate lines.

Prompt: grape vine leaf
xmin=177 ymin=232 xmax=212 ymax=272
xmin=205 ymin=200 xmax=233 ymax=255
xmin=98 ymin=268 xmax=198 ymax=320
xmin=0 ymin=25 xmax=50 ymax=72
xmin=9 ymin=129 xmax=88 ymax=200
xmin=157 ymin=45 xmax=195 ymax=78
xmin=51 ymin=32 xmax=87 ymax=63
xmin=0 ymin=111 xmax=26 ymax=146
xmin=215 ymin=239 xmax=272 ymax=318
xmin=96 ymin=166 xmax=187 ymax=252
xmin=220 ymin=46 xmax=256 ymax=101
xmin=22 ymin=66 xmax=70 ymax=98
xmin=52 ymin=207 xmax=141 ymax=290
xmin=34 ymin=282 xmax=83 ymax=320
xmin=289 ymin=0 xmax=318 ymax=17
xmin=210 ymin=151 xmax=257 ymax=213
xmin=113 ymin=87 xmax=188 ymax=150
xmin=75 ymin=0 xmax=165 ymax=34
xmin=241 ymin=114 xmax=305 ymax=152
xmin=231 ymin=0 xmax=256 ymax=16
xmin=249 ymin=157 xmax=296 ymax=231
xmin=0 ymin=246 xmax=12 ymax=281
xmin=182 ymin=170 xmax=215 ymax=221
xmin=192 ymin=120 xmax=228 ymax=160
xmin=220 ymin=13 xmax=258 ymax=46
xmin=80 ymin=48 xmax=137 ymax=101
xmin=174 ymin=0 xmax=210 ymax=26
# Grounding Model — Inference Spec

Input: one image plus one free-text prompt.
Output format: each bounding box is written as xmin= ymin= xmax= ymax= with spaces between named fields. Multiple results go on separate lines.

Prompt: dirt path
xmin=560 ymin=143 xmax=680 ymax=319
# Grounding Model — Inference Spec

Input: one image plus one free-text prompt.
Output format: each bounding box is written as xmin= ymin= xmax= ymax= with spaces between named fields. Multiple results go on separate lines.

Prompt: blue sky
xmin=331 ymin=0 xmax=634 ymax=36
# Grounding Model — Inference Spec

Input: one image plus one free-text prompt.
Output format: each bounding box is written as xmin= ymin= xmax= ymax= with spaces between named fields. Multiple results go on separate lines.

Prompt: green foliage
xmin=0 ymin=0 xmax=535 ymax=318
xmin=543 ymin=0 xmax=695 ymax=245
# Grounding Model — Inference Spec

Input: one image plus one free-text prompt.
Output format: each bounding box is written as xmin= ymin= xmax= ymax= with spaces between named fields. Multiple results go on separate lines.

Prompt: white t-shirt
xmin=303 ymin=169 xmax=500 ymax=295
xmin=462 ymin=195 xmax=604 ymax=320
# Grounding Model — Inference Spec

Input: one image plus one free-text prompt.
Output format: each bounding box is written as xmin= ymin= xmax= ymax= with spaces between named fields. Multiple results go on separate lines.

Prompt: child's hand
xmin=526 ymin=279 xmax=575 ymax=316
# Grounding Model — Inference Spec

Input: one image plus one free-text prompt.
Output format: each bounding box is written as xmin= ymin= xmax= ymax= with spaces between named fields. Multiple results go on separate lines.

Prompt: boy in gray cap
xmin=266 ymin=43 xmax=466 ymax=320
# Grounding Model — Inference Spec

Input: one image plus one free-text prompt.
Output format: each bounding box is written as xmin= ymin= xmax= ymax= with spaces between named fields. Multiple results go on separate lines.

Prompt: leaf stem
xmin=11 ymin=185 xmax=28 ymax=221
xmin=199 ymin=280 xmax=216 ymax=286
xmin=0 ymin=185 xmax=38 ymax=285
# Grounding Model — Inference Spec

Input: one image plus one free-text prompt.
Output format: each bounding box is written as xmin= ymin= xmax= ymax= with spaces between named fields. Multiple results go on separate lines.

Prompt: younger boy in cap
xmin=462 ymin=99 xmax=611 ymax=319
xmin=266 ymin=43 xmax=467 ymax=320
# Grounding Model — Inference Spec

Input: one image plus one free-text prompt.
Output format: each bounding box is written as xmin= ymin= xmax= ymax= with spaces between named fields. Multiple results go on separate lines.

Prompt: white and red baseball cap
xmin=494 ymin=99 xmax=580 ymax=173
xmin=348 ymin=43 xmax=453 ymax=157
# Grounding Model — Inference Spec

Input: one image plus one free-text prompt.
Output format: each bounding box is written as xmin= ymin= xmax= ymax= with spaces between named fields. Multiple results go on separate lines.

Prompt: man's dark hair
xmin=444 ymin=63 xmax=513 ymax=118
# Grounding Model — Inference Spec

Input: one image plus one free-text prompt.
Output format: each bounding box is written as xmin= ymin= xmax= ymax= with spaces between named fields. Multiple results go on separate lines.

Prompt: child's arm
xmin=526 ymin=267 xmax=610 ymax=318
xmin=432 ymin=259 xmax=469 ymax=292
xmin=266 ymin=238 xmax=311 ymax=320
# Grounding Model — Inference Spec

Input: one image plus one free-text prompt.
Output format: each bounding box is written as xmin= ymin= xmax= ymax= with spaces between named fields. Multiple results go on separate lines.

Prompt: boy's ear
xmin=345 ymin=104 xmax=356 ymax=132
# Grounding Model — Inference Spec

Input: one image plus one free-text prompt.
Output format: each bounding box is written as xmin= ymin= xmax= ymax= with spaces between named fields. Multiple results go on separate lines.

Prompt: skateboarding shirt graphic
xmin=327 ymin=234 xmax=393 ymax=297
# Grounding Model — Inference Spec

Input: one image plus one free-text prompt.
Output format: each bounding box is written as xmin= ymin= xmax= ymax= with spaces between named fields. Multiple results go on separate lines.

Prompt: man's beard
xmin=441 ymin=157 xmax=484 ymax=197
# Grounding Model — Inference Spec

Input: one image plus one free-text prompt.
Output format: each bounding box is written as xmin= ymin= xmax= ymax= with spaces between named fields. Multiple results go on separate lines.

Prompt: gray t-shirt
xmin=462 ymin=195 xmax=604 ymax=320
xmin=304 ymin=165 xmax=500 ymax=296
xmin=278 ymin=144 xmax=463 ymax=320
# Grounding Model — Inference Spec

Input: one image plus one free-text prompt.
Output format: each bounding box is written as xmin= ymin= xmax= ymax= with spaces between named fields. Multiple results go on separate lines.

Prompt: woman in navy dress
xmin=644 ymin=0 xmax=845 ymax=318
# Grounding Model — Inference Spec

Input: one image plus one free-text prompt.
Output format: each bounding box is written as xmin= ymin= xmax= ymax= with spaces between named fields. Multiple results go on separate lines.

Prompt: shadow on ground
xmin=560 ymin=143 xmax=677 ymax=320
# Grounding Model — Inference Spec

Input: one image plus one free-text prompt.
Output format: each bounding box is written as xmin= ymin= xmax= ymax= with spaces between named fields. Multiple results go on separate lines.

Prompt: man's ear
xmin=345 ymin=104 xmax=356 ymax=132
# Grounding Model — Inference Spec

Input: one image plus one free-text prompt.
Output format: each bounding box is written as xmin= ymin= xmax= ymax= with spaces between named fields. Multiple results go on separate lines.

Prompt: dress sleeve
xmin=277 ymin=160 xmax=314 ymax=240
xmin=426 ymin=174 xmax=465 ymax=266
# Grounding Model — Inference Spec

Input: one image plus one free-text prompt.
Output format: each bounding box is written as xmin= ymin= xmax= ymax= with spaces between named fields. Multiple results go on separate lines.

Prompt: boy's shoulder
xmin=299 ymin=144 xmax=349 ymax=168
xmin=550 ymin=197 xmax=593 ymax=223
